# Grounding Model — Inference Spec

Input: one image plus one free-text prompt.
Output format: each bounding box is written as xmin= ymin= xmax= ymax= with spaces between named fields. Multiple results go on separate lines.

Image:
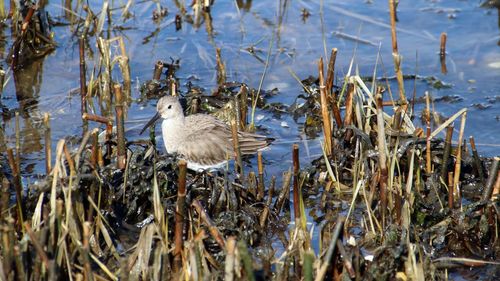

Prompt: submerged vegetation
xmin=1 ymin=0 xmax=499 ymax=280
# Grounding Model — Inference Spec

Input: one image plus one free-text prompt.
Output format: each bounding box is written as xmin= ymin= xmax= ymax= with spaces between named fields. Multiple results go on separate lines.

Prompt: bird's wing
xmin=180 ymin=115 xmax=233 ymax=165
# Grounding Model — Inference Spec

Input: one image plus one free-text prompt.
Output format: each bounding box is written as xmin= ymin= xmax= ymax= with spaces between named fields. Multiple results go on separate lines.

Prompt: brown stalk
xmin=7 ymin=148 xmax=24 ymax=231
xmin=153 ymin=60 xmax=164 ymax=80
xmin=79 ymin=37 xmax=88 ymax=133
xmin=192 ymin=200 xmax=225 ymax=248
xmin=375 ymin=87 xmax=387 ymax=225
xmin=318 ymin=58 xmax=332 ymax=156
xmin=44 ymin=113 xmax=52 ymax=174
xmin=482 ymin=158 xmax=499 ymax=201
xmin=174 ymin=160 xmax=187 ymax=272
xmin=63 ymin=143 xmax=75 ymax=174
xmin=82 ymin=113 xmax=111 ymax=125
xmin=231 ymin=120 xmax=243 ymax=175
xmin=440 ymin=32 xmax=448 ymax=74
xmin=90 ymin=130 xmax=98 ymax=168
xmin=389 ymin=0 xmax=407 ymax=103
xmin=292 ymin=144 xmax=300 ymax=221
xmin=238 ymin=85 xmax=248 ymax=130
xmin=448 ymin=172 xmax=454 ymax=209
xmin=493 ymin=170 xmax=500 ymax=197
xmin=257 ymin=151 xmax=264 ymax=201
xmin=469 ymin=136 xmax=485 ymax=182
xmin=343 ymin=83 xmax=355 ymax=141
xmin=259 ymin=178 xmax=274 ymax=228
xmin=114 ymin=84 xmax=126 ymax=170
xmin=452 ymin=112 xmax=467 ymax=206
xmin=440 ymin=125 xmax=454 ymax=182
xmin=325 ymin=48 xmax=338 ymax=95
xmin=13 ymin=246 xmax=26 ymax=280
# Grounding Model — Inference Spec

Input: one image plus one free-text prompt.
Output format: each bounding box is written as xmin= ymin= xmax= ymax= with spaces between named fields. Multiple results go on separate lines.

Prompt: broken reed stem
xmin=469 ymin=136 xmax=485 ymax=182
xmin=174 ymin=160 xmax=187 ymax=272
xmin=153 ymin=60 xmax=163 ymax=80
xmin=318 ymin=57 xmax=332 ymax=156
xmin=114 ymin=84 xmax=126 ymax=170
xmin=192 ymin=200 xmax=225 ymax=248
xmin=343 ymin=83 xmax=354 ymax=141
xmin=257 ymin=151 xmax=264 ymax=201
xmin=452 ymin=112 xmax=467 ymax=206
xmin=7 ymin=148 xmax=24 ymax=232
xmin=482 ymin=158 xmax=499 ymax=201
xmin=440 ymin=125 xmax=454 ymax=182
xmin=215 ymin=47 xmax=226 ymax=86
xmin=224 ymin=237 xmax=236 ymax=281
xmin=448 ymin=172 xmax=454 ymax=209
xmin=44 ymin=113 xmax=52 ymax=174
xmin=388 ymin=0 xmax=407 ymax=103
xmin=292 ymin=144 xmax=300 ymax=222
xmin=90 ymin=130 xmax=98 ymax=168
xmin=375 ymin=88 xmax=387 ymax=225
xmin=231 ymin=120 xmax=243 ymax=176
xmin=274 ymin=170 xmax=292 ymax=214
xmin=325 ymin=48 xmax=338 ymax=95
xmin=259 ymin=178 xmax=274 ymax=228
xmin=440 ymin=32 xmax=447 ymax=57
xmin=79 ymin=36 xmax=88 ymax=133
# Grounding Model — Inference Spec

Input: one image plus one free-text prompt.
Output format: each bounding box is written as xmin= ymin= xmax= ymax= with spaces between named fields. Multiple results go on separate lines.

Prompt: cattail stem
xmin=82 ymin=222 xmax=94 ymax=281
xmin=292 ymin=144 xmax=300 ymax=222
xmin=153 ymin=60 xmax=163 ymax=80
xmin=79 ymin=36 xmax=88 ymax=133
xmin=215 ymin=48 xmax=226 ymax=86
xmin=325 ymin=48 xmax=338 ymax=96
xmin=318 ymin=58 xmax=332 ymax=156
xmin=440 ymin=32 xmax=447 ymax=57
xmin=257 ymin=151 xmax=264 ymax=201
xmin=440 ymin=125 xmax=454 ymax=182
xmin=453 ymin=112 xmax=467 ymax=206
xmin=174 ymin=160 xmax=187 ymax=272
xmin=426 ymin=125 xmax=432 ymax=174
xmin=343 ymin=83 xmax=355 ymax=141
xmin=114 ymin=84 xmax=126 ymax=170
xmin=274 ymin=170 xmax=292 ymax=214
xmin=389 ymin=0 xmax=407 ymax=103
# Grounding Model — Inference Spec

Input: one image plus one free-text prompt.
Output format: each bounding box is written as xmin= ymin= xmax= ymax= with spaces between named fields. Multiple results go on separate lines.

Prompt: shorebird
xmin=140 ymin=95 xmax=272 ymax=171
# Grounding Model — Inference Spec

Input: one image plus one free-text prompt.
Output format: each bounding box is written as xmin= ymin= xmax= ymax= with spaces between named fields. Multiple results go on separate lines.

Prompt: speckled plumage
xmin=145 ymin=96 xmax=270 ymax=171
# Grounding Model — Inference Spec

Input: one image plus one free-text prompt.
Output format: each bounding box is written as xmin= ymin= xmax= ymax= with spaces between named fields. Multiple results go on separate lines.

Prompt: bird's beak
xmin=140 ymin=112 xmax=161 ymax=134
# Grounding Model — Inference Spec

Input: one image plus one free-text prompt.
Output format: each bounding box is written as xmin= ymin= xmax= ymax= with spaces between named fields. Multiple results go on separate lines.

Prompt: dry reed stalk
xmin=440 ymin=125 xmax=454 ymax=182
xmin=453 ymin=112 xmax=467 ymax=205
xmin=375 ymin=88 xmax=388 ymax=225
xmin=292 ymin=144 xmax=300 ymax=221
xmin=192 ymin=200 xmax=225 ymax=248
xmin=82 ymin=113 xmax=112 ymax=125
xmin=63 ymin=143 xmax=75 ymax=174
xmin=448 ymin=172 xmax=454 ymax=209
xmin=318 ymin=58 xmax=332 ymax=156
xmin=343 ymin=83 xmax=355 ymax=141
xmin=336 ymin=240 xmax=356 ymax=278
xmin=174 ymin=160 xmax=187 ymax=272
xmin=114 ymin=84 xmax=126 ymax=169
xmin=315 ymin=217 xmax=345 ymax=281
xmin=13 ymin=245 xmax=26 ymax=280
xmin=257 ymin=151 xmax=264 ymax=201
xmin=216 ymin=48 xmax=226 ymax=86
xmin=469 ymin=136 xmax=485 ymax=182
xmin=0 ymin=68 xmax=5 ymax=95
xmin=493 ymin=170 xmax=500 ymax=197
xmin=231 ymin=120 xmax=243 ymax=175
xmin=388 ymin=0 xmax=407 ymax=104
xmin=7 ymin=148 xmax=23 ymax=231
xmin=325 ymin=48 xmax=338 ymax=95
xmin=153 ymin=60 xmax=163 ymax=80
xmin=90 ymin=130 xmax=98 ymax=168
xmin=259 ymin=182 xmax=273 ymax=227
xmin=482 ymin=158 xmax=499 ymax=201
xmin=79 ymin=37 xmax=88 ymax=131
xmin=440 ymin=32 xmax=448 ymax=74
xmin=238 ymin=85 xmax=248 ymax=130
xmin=44 ymin=113 xmax=52 ymax=174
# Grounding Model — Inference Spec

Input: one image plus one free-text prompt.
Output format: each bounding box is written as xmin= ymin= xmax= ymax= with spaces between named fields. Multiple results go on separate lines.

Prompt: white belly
xmin=161 ymin=119 xmax=183 ymax=153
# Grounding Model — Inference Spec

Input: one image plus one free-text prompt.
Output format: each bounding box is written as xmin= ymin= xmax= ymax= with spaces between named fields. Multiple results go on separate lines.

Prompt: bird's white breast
xmin=161 ymin=118 xmax=184 ymax=154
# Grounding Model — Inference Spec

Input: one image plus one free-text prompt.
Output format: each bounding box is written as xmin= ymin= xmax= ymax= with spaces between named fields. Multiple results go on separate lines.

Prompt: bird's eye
xmin=167 ymin=105 xmax=172 ymax=109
